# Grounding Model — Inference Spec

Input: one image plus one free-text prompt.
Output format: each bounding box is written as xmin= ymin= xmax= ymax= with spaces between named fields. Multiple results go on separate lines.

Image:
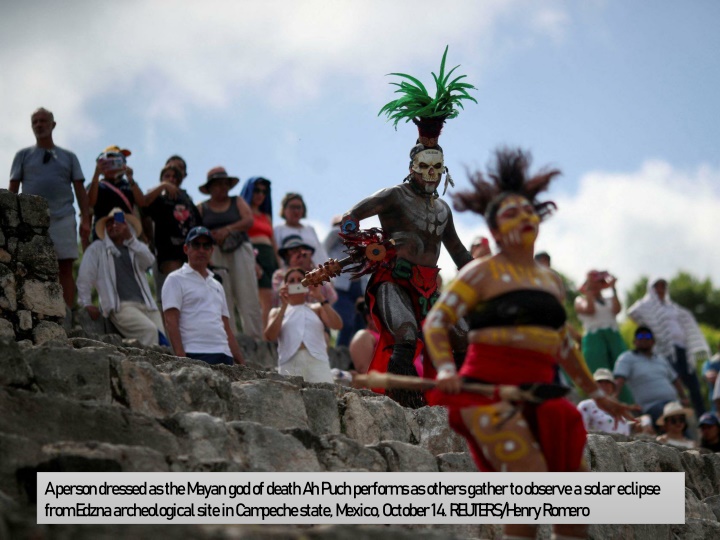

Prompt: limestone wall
xmin=0 ymin=190 xmax=67 ymax=344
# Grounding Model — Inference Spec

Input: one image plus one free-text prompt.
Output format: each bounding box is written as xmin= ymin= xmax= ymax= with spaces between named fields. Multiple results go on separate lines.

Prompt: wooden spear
xmin=352 ymin=371 xmax=569 ymax=403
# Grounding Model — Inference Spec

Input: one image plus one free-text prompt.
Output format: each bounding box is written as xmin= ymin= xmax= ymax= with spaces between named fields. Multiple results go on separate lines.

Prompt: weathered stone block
xmin=0 ymin=388 xmax=180 ymax=456
xmin=25 ymin=345 xmax=112 ymax=402
xmin=112 ymin=359 xmax=178 ymax=417
xmin=32 ymin=321 xmax=66 ymax=344
xmin=704 ymin=494 xmax=720 ymax=521
xmin=684 ymin=487 xmax=716 ymax=521
xmin=409 ymin=406 xmax=467 ymax=455
xmin=40 ymin=441 xmax=169 ymax=472
xmin=229 ymin=420 xmax=321 ymax=472
xmin=231 ymin=379 xmax=309 ymax=429
xmin=341 ymin=393 xmax=413 ymax=445
xmin=671 ymin=519 xmax=720 ymax=540
xmin=584 ymin=433 xmax=626 ymax=472
xmin=18 ymin=194 xmax=50 ymax=228
xmin=0 ymin=432 xmax=42 ymax=501
xmin=436 ymin=452 xmax=476 ymax=472
xmin=681 ymin=450 xmax=718 ymax=500
xmin=0 ymin=264 xmax=16 ymax=311
xmin=0 ymin=318 xmax=14 ymax=339
xmin=0 ymin=337 xmax=33 ymax=388
xmin=169 ymin=365 xmax=233 ymax=419
xmin=369 ymin=441 xmax=438 ymax=472
xmin=17 ymin=235 xmax=58 ymax=276
xmin=17 ymin=310 xmax=32 ymax=331
xmin=0 ymin=191 xmax=20 ymax=228
xmin=617 ymin=440 xmax=684 ymax=472
xmin=162 ymin=412 xmax=242 ymax=463
xmin=20 ymin=279 xmax=65 ymax=317
xmin=302 ymin=387 xmax=341 ymax=435
xmin=311 ymin=433 xmax=387 ymax=472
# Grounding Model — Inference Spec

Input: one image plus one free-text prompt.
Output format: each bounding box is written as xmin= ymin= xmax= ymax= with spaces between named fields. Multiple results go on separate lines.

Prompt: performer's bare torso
xmin=346 ymin=182 xmax=464 ymax=268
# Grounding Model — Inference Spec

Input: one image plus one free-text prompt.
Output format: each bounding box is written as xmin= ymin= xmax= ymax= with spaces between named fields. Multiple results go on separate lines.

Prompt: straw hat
xmin=656 ymin=401 xmax=694 ymax=426
xmin=199 ymin=166 xmax=239 ymax=194
xmin=95 ymin=207 xmax=142 ymax=240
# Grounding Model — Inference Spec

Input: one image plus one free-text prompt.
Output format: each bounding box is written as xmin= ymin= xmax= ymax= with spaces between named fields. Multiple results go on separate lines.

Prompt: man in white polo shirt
xmin=162 ymin=226 xmax=245 ymax=366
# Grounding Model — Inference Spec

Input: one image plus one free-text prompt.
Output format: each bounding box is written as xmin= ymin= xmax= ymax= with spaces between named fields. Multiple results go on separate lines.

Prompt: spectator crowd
xmin=6 ymin=107 xmax=720 ymax=451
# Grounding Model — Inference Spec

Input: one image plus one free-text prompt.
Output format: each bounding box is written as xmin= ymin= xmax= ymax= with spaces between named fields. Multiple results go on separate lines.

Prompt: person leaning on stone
xmin=9 ymin=107 xmax=91 ymax=309
xmin=162 ymin=227 xmax=245 ymax=366
xmin=76 ymin=208 xmax=165 ymax=347
xmin=614 ymin=326 xmax=689 ymax=426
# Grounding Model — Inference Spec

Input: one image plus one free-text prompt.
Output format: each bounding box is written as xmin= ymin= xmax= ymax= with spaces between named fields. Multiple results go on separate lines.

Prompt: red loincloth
xmin=365 ymin=258 xmax=440 ymax=392
xmin=427 ymin=343 xmax=587 ymax=472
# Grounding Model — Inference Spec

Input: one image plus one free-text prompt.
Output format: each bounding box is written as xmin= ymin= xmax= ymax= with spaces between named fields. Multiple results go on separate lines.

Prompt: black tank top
xmin=467 ymin=290 xmax=566 ymax=330
xmin=201 ymin=196 xmax=241 ymax=230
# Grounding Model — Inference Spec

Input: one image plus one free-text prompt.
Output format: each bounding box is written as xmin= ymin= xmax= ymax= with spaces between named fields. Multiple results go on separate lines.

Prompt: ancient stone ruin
xmin=1 ymin=190 xmax=719 ymax=539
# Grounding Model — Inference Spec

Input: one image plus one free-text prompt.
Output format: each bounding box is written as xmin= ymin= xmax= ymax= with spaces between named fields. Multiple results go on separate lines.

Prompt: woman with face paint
xmin=423 ymin=148 xmax=632 ymax=540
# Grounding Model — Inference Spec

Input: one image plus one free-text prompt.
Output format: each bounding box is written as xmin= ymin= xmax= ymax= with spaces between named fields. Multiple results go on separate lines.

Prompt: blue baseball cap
xmin=185 ymin=226 xmax=214 ymax=245
xmin=698 ymin=413 xmax=720 ymax=427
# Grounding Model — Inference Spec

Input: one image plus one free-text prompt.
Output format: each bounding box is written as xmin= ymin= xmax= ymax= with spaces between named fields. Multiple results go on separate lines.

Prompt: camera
xmin=288 ymin=283 xmax=308 ymax=295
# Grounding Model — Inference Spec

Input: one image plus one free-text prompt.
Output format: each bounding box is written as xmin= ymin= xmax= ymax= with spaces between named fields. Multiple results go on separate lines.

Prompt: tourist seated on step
xmin=77 ymin=208 xmax=166 ymax=347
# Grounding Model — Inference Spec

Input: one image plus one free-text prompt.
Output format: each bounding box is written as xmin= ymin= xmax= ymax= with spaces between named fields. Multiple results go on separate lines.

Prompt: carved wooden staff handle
xmin=301 ymin=241 xmax=391 ymax=287
xmin=302 ymin=258 xmax=348 ymax=287
xmin=353 ymin=371 xmax=568 ymax=403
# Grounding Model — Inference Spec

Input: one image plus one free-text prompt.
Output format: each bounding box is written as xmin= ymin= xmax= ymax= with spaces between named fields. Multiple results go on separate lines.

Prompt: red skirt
xmin=427 ymin=343 xmax=587 ymax=472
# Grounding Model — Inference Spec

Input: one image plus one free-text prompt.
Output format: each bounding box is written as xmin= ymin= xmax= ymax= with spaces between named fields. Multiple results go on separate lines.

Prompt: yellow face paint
xmin=495 ymin=195 xmax=539 ymax=247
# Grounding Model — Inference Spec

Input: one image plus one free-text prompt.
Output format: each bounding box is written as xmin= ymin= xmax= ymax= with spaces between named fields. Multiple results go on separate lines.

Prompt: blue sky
xmin=2 ymin=0 xmax=719 ymax=298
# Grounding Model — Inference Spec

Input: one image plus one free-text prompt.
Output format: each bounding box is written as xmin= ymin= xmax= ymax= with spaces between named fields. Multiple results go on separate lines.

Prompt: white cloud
xmin=440 ymin=160 xmax=720 ymax=295
xmin=0 ymin=0 xmax=568 ymax=183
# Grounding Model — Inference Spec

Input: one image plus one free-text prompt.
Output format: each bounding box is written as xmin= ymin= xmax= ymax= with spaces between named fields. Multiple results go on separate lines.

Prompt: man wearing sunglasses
xmin=614 ymin=326 xmax=689 ymax=426
xmin=9 ymin=107 xmax=91 ymax=309
xmin=162 ymin=227 xmax=245 ymax=366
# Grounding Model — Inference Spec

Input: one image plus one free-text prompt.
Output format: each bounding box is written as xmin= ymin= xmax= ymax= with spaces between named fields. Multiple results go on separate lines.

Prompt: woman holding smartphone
xmin=264 ymin=267 xmax=343 ymax=383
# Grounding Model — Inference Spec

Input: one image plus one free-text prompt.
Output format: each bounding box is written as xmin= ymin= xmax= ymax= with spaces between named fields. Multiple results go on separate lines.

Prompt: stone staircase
xmin=1 ymin=333 xmax=719 ymax=539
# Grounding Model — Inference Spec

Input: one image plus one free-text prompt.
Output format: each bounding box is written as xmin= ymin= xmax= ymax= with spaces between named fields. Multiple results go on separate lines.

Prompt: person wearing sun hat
xmin=576 ymin=368 xmax=635 ymax=435
xmin=655 ymin=401 xmax=696 ymax=448
xmin=197 ymin=167 xmax=263 ymax=340
xmin=77 ymin=207 xmax=165 ymax=347
xmin=87 ymin=145 xmax=147 ymax=241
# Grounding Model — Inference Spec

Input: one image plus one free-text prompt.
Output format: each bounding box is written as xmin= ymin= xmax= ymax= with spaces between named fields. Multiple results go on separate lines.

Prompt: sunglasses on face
xmin=666 ymin=416 xmax=686 ymax=425
xmin=190 ymin=241 xmax=213 ymax=250
xmin=254 ymin=188 xmax=268 ymax=194
xmin=635 ymin=333 xmax=654 ymax=340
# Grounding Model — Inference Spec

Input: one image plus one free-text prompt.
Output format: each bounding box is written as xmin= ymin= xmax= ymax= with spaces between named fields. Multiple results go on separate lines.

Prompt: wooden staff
xmin=352 ymin=371 xmax=569 ymax=403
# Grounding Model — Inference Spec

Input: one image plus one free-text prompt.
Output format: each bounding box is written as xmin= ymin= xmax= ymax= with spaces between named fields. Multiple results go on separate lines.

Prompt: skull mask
xmin=411 ymin=148 xmax=444 ymax=194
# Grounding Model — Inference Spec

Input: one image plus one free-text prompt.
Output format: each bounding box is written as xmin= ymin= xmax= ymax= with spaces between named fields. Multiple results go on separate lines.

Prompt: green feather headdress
xmin=378 ymin=46 xmax=477 ymax=147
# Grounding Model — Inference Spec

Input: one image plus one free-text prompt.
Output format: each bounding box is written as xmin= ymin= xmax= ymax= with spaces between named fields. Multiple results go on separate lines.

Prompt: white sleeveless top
xmin=578 ymin=296 xmax=619 ymax=333
xmin=277 ymin=304 xmax=328 ymax=365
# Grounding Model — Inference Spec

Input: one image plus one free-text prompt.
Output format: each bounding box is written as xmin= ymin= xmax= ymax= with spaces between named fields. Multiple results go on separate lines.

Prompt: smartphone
xmin=100 ymin=157 xmax=126 ymax=172
xmin=113 ymin=211 xmax=125 ymax=224
xmin=288 ymin=283 xmax=308 ymax=295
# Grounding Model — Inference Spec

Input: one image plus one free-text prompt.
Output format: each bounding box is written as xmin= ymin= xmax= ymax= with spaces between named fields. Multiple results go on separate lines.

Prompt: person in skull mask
xmin=338 ymin=48 xmax=475 ymax=408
